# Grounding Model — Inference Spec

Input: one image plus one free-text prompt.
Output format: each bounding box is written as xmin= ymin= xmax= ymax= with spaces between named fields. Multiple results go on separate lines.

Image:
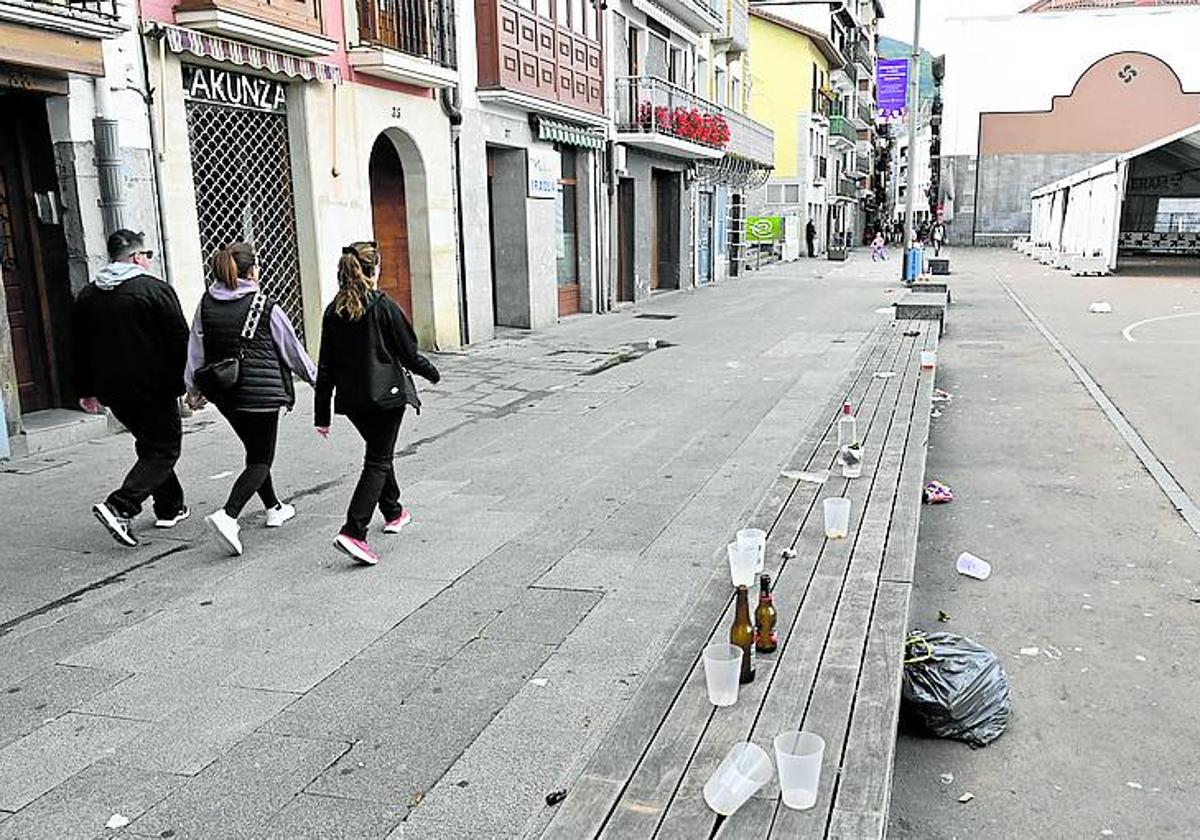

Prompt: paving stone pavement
xmin=0 ymin=253 xmax=901 ymax=839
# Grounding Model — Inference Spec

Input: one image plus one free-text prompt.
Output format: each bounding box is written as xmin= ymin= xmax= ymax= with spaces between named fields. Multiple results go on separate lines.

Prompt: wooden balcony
xmin=0 ymin=0 xmax=125 ymax=40
xmin=350 ymin=0 xmax=457 ymax=87
xmin=475 ymin=0 xmax=604 ymax=118
xmin=174 ymin=0 xmax=336 ymax=55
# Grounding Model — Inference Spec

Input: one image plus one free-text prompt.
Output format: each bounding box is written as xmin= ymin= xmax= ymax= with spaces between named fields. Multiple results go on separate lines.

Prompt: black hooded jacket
xmin=314 ymin=291 xmax=439 ymax=427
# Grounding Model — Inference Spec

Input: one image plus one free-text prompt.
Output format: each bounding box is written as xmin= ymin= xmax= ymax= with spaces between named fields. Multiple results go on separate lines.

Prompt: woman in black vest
xmin=314 ymin=241 xmax=440 ymax=565
xmin=184 ymin=242 xmax=316 ymax=556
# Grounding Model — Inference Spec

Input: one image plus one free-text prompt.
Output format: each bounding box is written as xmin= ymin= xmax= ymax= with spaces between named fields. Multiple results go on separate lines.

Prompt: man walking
xmin=74 ymin=230 xmax=190 ymax=546
xmin=932 ymin=220 xmax=946 ymax=257
xmin=805 ymin=218 xmax=817 ymax=258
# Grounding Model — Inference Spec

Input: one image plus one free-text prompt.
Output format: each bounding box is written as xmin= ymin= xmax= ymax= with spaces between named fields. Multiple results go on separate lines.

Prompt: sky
xmin=878 ymin=0 xmax=1030 ymax=53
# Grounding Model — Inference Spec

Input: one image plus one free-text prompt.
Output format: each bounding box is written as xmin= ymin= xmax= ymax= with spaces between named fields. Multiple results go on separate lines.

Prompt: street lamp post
xmin=901 ymin=0 xmax=922 ymax=282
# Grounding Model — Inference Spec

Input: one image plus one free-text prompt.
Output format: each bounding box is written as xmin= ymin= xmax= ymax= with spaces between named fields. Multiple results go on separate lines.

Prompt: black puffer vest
xmin=200 ymin=292 xmax=294 ymax=410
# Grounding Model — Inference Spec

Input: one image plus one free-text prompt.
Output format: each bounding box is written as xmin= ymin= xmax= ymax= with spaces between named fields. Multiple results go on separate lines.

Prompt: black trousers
xmin=342 ymin=408 xmax=405 ymax=540
xmin=107 ymin=398 xmax=184 ymax=520
xmin=807 ymin=238 xmax=816 ymax=258
xmin=220 ymin=408 xmax=281 ymax=517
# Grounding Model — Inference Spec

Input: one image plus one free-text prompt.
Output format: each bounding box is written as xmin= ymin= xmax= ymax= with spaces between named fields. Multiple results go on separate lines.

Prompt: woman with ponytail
xmin=314 ymin=241 xmax=440 ymax=565
xmin=184 ymin=242 xmax=316 ymax=556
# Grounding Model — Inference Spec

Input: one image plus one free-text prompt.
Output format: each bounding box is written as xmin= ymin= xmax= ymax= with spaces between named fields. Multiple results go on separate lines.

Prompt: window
xmin=571 ymin=0 xmax=585 ymax=34
xmin=714 ymin=66 xmax=726 ymax=106
xmin=784 ymin=184 xmax=801 ymax=204
xmin=557 ymin=0 xmax=568 ymax=26
xmin=584 ymin=0 xmax=596 ymax=39
xmin=730 ymin=76 xmax=741 ymax=110
xmin=668 ymin=46 xmax=684 ymax=86
xmin=557 ymin=149 xmax=579 ymax=286
xmin=767 ymin=184 xmax=783 ymax=204
xmin=537 ymin=0 xmax=551 ymax=16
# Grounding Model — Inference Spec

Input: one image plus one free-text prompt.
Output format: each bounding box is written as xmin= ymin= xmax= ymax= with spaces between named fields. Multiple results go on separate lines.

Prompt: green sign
xmin=746 ymin=216 xmax=783 ymax=242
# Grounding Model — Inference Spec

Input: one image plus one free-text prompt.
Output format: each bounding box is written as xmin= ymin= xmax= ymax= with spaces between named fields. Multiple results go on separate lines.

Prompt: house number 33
xmin=391 ymin=107 xmax=403 ymax=119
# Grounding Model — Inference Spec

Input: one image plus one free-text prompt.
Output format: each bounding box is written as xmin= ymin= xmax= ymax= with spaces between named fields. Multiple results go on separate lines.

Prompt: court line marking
xmin=1122 ymin=310 xmax=1200 ymax=343
xmin=996 ymin=277 xmax=1200 ymax=537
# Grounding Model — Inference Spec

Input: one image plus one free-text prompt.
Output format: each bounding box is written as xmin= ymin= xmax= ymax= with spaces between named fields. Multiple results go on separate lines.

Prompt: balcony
xmin=830 ymin=115 xmax=857 ymax=146
xmin=0 ymin=0 xmax=125 ymax=39
xmin=723 ymin=106 xmax=772 ymax=167
xmin=349 ymin=0 xmax=457 ymax=87
xmin=836 ymin=176 xmax=857 ymax=200
xmin=851 ymin=38 xmax=872 ymax=75
xmin=475 ymin=0 xmax=604 ymax=117
xmin=713 ymin=0 xmax=748 ymax=53
xmin=857 ymin=99 xmax=874 ymax=128
xmin=810 ymin=88 xmax=832 ymax=119
xmin=615 ymin=75 xmax=726 ymax=160
xmin=640 ymin=0 xmax=724 ymax=35
xmin=174 ymin=0 xmax=336 ymax=55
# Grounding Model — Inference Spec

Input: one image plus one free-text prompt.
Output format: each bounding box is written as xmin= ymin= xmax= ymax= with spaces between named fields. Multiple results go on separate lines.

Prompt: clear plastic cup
xmin=702 ymin=643 xmax=743 ymax=707
xmin=921 ymin=351 xmax=937 ymax=369
xmin=727 ymin=542 xmax=758 ymax=587
xmin=702 ymin=742 xmax=773 ymax=816
xmin=774 ymin=731 xmax=825 ymax=810
xmin=823 ymin=498 xmax=851 ymax=539
xmin=736 ymin=528 xmax=767 ymax=573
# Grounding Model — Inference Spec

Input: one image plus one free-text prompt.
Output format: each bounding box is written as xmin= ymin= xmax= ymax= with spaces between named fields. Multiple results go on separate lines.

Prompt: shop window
xmin=557 ymin=149 xmax=579 ymax=287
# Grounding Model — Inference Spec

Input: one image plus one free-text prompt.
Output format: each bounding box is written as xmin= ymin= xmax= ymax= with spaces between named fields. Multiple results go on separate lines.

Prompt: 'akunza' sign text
xmin=184 ymin=66 xmax=287 ymax=113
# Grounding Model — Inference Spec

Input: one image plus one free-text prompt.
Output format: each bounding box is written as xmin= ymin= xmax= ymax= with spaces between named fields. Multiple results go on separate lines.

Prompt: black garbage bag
xmin=901 ymin=630 xmax=1011 ymax=747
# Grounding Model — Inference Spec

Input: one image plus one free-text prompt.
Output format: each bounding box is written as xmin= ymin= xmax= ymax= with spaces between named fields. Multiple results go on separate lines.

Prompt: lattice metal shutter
xmin=185 ymin=99 xmax=306 ymax=340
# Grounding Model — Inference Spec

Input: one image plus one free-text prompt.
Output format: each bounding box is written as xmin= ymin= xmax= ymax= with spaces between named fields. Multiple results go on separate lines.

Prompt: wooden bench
xmin=894 ymin=292 xmax=946 ymax=336
xmin=543 ymin=321 xmax=938 ymax=840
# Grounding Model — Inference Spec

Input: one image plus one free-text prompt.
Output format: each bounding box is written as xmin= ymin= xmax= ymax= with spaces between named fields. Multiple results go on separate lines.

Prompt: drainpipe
xmin=439 ymin=85 xmax=469 ymax=346
xmin=92 ymin=80 xmax=125 ymax=235
xmin=131 ymin=28 xmax=175 ymax=284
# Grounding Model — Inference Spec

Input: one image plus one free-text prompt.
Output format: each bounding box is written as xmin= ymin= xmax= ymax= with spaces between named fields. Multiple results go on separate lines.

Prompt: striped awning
xmin=534 ymin=116 xmax=606 ymax=150
xmin=152 ymin=23 xmax=342 ymax=84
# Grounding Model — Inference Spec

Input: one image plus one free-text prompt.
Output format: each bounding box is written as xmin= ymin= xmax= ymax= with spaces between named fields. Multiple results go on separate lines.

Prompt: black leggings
xmin=342 ymin=409 xmax=405 ymax=540
xmin=220 ymin=408 xmax=281 ymax=517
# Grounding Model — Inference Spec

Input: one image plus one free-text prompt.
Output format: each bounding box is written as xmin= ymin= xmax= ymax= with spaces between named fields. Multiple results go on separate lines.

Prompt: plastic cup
xmin=774 ymin=731 xmax=825 ymax=810
xmin=920 ymin=351 xmax=937 ymax=369
xmin=737 ymin=528 xmax=767 ymax=573
xmin=823 ymin=498 xmax=851 ymax=539
xmin=702 ymin=742 xmax=773 ymax=816
xmin=702 ymin=643 xmax=743 ymax=707
xmin=727 ymin=542 xmax=758 ymax=587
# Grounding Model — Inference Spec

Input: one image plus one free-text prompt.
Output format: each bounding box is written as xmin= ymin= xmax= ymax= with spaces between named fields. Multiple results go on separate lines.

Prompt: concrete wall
xmin=975 ymin=152 xmax=1110 ymax=241
xmin=625 ymin=149 xmax=692 ymax=300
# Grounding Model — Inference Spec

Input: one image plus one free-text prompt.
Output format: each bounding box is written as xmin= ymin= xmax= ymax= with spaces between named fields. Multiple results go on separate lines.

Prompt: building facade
xmin=747 ymin=9 xmax=840 ymax=256
xmin=1 ymin=0 xmax=160 ymax=456
xmin=941 ymin=0 xmax=1200 ymax=245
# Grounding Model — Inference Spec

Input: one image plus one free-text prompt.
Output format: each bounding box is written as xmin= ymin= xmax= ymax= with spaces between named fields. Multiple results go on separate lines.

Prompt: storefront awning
xmin=150 ymin=23 xmax=342 ymax=84
xmin=534 ymin=117 xmax=606 ymax=151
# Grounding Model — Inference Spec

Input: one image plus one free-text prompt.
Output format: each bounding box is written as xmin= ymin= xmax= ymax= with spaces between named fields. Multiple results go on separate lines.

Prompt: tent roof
xmin=1031 ymin=120 xmax=1200 ymax=198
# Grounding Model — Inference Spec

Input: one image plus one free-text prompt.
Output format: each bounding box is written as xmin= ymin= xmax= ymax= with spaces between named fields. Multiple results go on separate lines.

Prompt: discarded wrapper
xmin=874 ymin=371 xmax=896 ymax=379
xmin=1088 ymin=301 xmax=1113 ymax=314
xmin=923 ymin=480 xmax=954 ymax=504
xmin=546 ymin=789 xmax=568 ymax=807
xmin=956 ymin=551 xmax=992 ymax=580
xmin=106 ymin=815 xmax=130 ymax=830
xmin=932 ymin=388 xmax=953 ymax=403
xmin=796 ymin=469 xmax=830 ymax=485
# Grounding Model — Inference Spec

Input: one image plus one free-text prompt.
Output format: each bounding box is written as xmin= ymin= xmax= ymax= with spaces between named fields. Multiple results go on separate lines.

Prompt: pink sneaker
xmin=382 ymin=510 xmax=412 ymax=534
xmin=334 ymin=533 xmax=379 ymax=565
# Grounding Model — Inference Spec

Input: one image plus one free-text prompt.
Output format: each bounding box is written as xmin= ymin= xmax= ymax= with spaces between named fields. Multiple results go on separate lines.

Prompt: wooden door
xmin=649 ymin=174 xmax=660 ymax=290
xmin=0 ymin=102 xmax=53 ymax=412
xmin=368 ymin=136 xmax=413 ymax=318
xmin=618 ymin=178 xmax=634 ymax=302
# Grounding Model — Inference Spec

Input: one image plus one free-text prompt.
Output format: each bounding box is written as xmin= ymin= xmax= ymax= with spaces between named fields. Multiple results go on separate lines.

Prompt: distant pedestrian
xmin=932 ymin=221 xmax=946 ymax=257
xmin=871 ymin=232 xmax=887 ymax=262
xmin=73 ymin=230 xmax=190 ymax=547
xmin=314 ymin=241 xmax=441 ymax=566
xmin=184 ymin=243 xmax=316 ymax=557
xmin=806 ymin=219 xmax=817 ymax=258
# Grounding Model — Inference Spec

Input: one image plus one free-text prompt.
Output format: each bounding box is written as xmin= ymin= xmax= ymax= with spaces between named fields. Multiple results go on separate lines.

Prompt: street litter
xmin=874 ymin=371 xmax=896 ymax=379
xmin=546 ymin=790 xmax=568 ymax=807
xmin=1127 ymin=781 xmax=1143 ymax=790
xmin=797 ymin=469 xmax=829 ymax=484
xmin=956 ymin=552 xmax=992 ymax=581
xmin=531 ymin=678 xmax=549 ymax=687
xmin=106 ymin=815 xmax=130 ymax=830
xmin=781 ymin=548 xmax=797 ymax=560
xmin=875 ymin=307 xmax=894 ymax=314
xmin=931 ymin=409 xmax=943 ymax=418
xmin=1135 ymin=655 xmax=1147 ymax=662
xmin=903 ymin=330 xmax=922 ymax=337
xmin=938 ymin=610 xmax=951 ymax=623
xmin=1019 ymin=647 xmax=1040 ymax=657
xmin=209 ymin=471 xmax=233 ymax=480
xmin=923 ymin=480 xmax=954 ymax=504
xmin=902 ymin=631 xmax=1012 ymax=747
xmin=958 ymin=793 xmax=975 ymax=804
xmin=939 ymin=773 xmax=954 ymax=785
xmin=932 ymin=388 xmax=954 ymax=403
xmin=647 ymin=338 xmax=658 ymax=349
xmin=1089 ymin=302 xmax=1113 ymax=313
xmin=1044 ymin=645 xmax=1063 ymax=660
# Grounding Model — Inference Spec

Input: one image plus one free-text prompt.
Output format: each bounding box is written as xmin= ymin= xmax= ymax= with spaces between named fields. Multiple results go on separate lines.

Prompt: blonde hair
xmin=334 ymin=241 xmax=379 ymax=322
xmin=211 ymin=242 xmax=257 ymax=290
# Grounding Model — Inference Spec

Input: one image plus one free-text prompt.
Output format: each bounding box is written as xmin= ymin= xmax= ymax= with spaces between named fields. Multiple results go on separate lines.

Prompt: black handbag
xmin=194 ymin=290 xmax=267 ymax=398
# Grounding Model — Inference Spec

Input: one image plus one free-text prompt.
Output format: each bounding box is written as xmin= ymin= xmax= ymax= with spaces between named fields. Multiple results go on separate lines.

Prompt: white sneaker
xmin=265 ymin=503 xmax=295 ymax=528
xmin=154 ymin=506 xmax=191 ymax=529
xmin=205 ymin=510 xmax=243 ymax=556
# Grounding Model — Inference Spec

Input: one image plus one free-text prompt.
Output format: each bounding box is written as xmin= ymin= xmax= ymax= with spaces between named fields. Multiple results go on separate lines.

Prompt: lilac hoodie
xmin=184 ymin=279 xmax=317 ymax=395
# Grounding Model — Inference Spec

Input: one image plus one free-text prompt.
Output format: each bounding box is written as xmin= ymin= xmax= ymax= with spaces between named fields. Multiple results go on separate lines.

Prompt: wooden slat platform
xmin=543 ymin=320 xmax=939 ymax=840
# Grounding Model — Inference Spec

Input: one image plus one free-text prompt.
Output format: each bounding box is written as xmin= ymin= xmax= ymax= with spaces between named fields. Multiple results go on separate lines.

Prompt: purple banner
xmin=876 ymin=58 xmax=909 ymax=123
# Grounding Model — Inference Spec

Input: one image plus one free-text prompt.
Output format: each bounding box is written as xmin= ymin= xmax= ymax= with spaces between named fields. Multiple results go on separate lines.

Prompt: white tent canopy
xmin=1029 ymin=120 xmax=1200 ymax=270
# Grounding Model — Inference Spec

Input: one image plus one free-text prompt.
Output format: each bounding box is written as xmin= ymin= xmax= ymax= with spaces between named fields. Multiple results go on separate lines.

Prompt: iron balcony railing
xmin=837 ymin=176 xmax=857 ymax=199
xmin=26 ymin=0 xmax=119 ymax=17
xmin=616 ymin=75 xmax=730 ymax=151
xmin=722 ymin=105 xmax=773 ymax=166
xmin=357 ymin=0 xmax=457 ymax=68
xmin=830 ymin=115 xmax=857 ymax=143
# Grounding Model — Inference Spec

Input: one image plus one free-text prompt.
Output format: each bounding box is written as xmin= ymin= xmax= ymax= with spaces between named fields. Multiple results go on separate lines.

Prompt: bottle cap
xmin=842 ymin=402 xmax=852 ymax=415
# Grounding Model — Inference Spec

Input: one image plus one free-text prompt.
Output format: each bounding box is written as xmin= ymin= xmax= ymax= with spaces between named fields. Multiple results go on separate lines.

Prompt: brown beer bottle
xmin=755 ymin=573 xmax=778 ymax=654
xmin=731 ymin=585 xmax=756 ymax=684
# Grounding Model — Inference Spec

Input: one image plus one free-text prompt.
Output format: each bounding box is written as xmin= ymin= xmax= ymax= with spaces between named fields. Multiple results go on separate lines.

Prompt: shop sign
xmin=183 ymin=66 xmax=287 ymax=113
xmin=746 ymin=216 xmax=783 ymax=242
xmin=527 ymin=147 xmax=558 ymax=199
